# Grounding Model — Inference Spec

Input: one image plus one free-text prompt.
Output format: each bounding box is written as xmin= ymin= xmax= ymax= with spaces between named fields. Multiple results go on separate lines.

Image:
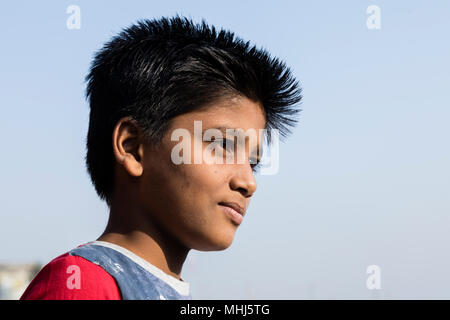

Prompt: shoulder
xmin=20 ymin=251 xmax=122 ymax=300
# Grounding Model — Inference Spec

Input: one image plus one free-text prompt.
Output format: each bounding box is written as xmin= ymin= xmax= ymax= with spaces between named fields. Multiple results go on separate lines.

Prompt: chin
xmin=192 ymin=227 xmax=236 ymax=251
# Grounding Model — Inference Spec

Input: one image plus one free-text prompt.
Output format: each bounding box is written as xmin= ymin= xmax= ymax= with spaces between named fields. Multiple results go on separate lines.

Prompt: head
xmin=85 ymin=16 xmax=302 ymax=251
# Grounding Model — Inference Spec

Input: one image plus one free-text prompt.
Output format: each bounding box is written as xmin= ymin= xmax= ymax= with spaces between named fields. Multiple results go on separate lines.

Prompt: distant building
xmin=0 ymin=264 xmax=42 ymax=300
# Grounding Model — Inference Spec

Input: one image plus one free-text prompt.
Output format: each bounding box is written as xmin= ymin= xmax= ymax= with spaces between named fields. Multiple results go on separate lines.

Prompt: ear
xmin=112 ymin=116 xmax=145 ymax=177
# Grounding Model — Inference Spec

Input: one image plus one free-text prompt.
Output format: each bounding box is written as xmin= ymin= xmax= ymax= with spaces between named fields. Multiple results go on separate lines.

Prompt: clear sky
xmin=1 ymin=1 xmax=449 ymax=299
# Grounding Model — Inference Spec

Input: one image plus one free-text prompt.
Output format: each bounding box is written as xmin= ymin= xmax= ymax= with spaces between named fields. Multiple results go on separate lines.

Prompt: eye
xmin=250 ymin=160 xmax=261 ymax=173
xmin=216 ymin=139 xmax=234 ymax=153
xmin=212 ymin=139 xmax=260 ymax=173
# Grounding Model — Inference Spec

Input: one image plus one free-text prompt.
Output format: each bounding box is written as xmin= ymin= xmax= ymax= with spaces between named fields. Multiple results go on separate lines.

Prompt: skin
xmin=97 ymin=95 xmax=266 ymax=281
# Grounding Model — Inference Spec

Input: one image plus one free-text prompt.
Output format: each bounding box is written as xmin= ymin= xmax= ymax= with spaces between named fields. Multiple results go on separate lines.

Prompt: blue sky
xmin=1 ymin=1 xmax=449 ymax=299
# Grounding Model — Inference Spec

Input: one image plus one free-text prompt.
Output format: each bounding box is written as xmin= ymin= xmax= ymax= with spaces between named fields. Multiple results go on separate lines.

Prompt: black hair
xmin=84 ymin=15 xmax=302 ymax=206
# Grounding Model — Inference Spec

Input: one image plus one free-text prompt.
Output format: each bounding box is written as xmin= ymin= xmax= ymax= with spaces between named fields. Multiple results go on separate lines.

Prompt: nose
xmin=229 ymin=163 xmax=257 ymax=198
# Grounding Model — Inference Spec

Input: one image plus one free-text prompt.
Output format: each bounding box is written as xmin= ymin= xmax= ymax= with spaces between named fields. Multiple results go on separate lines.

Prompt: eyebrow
xmin=203 ymin=126 xmax=262 ymax=160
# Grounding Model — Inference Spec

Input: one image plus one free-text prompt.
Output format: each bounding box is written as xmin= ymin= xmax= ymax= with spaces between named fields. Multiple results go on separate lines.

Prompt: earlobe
xmin=123 ymin=154 xmax=144 ymax=177
xmin=112 ymin=117 xmax=145 ymax=177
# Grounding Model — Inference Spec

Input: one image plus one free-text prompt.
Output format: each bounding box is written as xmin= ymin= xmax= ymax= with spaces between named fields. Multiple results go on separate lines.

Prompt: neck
xmin=97 ymin=204 xmax=190 ymax=281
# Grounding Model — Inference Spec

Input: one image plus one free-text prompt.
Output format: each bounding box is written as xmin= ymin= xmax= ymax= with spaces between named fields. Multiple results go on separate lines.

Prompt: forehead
xmin=173 ymin=96 xmax=267 ymax=130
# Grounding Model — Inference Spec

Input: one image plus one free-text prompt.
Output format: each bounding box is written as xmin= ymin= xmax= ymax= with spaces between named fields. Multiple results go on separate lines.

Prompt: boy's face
xmin=118 ymin=95 xmax=266 ymax=251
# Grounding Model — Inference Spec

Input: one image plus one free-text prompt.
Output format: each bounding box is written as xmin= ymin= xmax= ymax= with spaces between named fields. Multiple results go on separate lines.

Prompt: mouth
xmin=219 ymin=202 xmax=245 ymax=216
xmin=219 ymin=202 xmax=245 ymax=225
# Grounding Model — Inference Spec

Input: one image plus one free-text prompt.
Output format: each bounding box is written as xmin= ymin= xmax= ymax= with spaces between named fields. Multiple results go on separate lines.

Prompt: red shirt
xmin=20 ymin=252 xmax=122 ymax=300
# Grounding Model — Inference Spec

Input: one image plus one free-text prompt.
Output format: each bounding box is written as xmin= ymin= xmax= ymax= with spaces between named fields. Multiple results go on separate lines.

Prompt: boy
xmin=21 ymin=15 xmax=302 ymax=300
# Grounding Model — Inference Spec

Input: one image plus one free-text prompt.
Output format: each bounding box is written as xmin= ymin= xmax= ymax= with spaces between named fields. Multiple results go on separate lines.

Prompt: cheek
xmin=173 ymin=164 xmax=228 ymax=224
xmin=180 ymin=164 xmax=223 ymax=199
xmin=141 ymin=151 xmax=230 ymax=224
xmin=144 ymin=162 xmax=222 ymax=209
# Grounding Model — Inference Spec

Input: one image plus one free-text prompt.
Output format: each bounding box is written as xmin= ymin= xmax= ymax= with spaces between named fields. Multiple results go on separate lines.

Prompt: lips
xmin=219 ymin=202 xmax=244 ymax=225
xmin=219 ymin=202 xmax=245 ymax=216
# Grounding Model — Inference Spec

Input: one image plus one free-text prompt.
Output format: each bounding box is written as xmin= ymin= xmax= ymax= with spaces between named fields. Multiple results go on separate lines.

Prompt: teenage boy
xmin=21 ymin=15 xmax=302 ymax=300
